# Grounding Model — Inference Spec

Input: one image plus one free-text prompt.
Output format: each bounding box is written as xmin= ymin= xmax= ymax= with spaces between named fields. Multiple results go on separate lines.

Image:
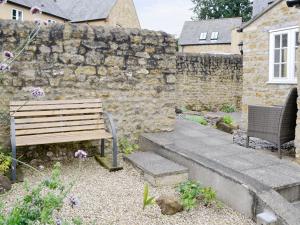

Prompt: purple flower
xmin=34 ymin=18 xmax=41 ymax=26
xmin=0 ymin=0 xmax=7 ymax=5
xmin=30 ymin=87 xmax=45 ymax=98
xmin=0 ymin=63 xmax=9 ymax=71
xmin=43 ymin=20 xmax=48 ymax=26
xmin=3 ymin=50 xmax=14 ymax=59
xmin=55 ymin=219 xmax=62 ymax=225
xmin=30 ymin=6 xmax=42 ymax=15
xmin=69 ymin=196 xmax=79 ymax=208
xmin=75 ymin=150 xmax=88 ymax=159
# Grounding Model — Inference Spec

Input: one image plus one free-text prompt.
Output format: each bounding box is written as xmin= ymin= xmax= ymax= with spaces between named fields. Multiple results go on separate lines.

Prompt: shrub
xmin=0 ymin=147 xmax=11 ymax=175
xmin=220 ymin=104 xmax=236 ymax=113
xmin=119 ymin=138 xmax=139 ymax=155
xmin=222 ymin=115 xmax=234 ymax=126
xmin=177 ymin=181 xmax=202 ymax=210
xmin=177 ymin=181 xmax=221 ymax=210
xmin=184 ymin=115 xmax=208 ymax=126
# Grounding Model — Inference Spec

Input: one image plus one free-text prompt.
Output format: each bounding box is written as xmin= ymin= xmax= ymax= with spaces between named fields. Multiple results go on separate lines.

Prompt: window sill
xmin=267 ymin=80 xmax=298 ymax=85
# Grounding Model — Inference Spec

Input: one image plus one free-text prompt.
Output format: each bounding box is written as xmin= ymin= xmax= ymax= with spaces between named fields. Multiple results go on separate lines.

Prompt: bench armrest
xmin=248 ymin=105 xmax=283 ymax=135
xmin=103 ymin=111 xmax=118 ymax=167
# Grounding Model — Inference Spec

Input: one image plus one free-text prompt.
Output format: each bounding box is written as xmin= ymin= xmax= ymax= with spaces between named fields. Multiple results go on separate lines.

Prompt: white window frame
xmin=199 ymin=32 xmax=207 ymax=40
xmin=211 ymin=32 xmax=219 ymax=40
xmin=269 ymin=27 xmax=299 ymax=84
xmin=11 ymin=8 xmax=23 ymax=21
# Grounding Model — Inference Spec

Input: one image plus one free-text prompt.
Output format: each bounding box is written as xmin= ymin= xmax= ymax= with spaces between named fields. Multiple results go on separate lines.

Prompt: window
xmin=199 ymin=32 xmax=207 ymax=40
xmin=269 ymin=27 xmax=299 ymax=83
xmin=48 ymin=19 xmax=56 ymax=24
xmin=12 ymin=9 xmax=23 ymax=21
xmin=211 ymin=32 xmax=219 ymax=40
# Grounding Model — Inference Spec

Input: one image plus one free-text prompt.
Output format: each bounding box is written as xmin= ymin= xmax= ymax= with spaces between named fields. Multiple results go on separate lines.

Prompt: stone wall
xmin=0 ymin=20 xmax=176 ymax=159
xmin=241 ymin=1 xmax=300 ymax=128
xmin=295 ymin=17 xmax=300 ymax=159
xmin=176 ymin=53 xmax=243 ymax=111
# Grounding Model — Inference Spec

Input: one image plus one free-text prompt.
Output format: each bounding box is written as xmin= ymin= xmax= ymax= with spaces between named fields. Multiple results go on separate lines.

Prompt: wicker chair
xmin=246 ymin=87 xmax=298 ymax=158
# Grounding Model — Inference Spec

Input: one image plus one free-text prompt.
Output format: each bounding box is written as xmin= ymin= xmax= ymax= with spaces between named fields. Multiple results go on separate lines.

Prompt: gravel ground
xmin=1 ymin=158 xmax=255 ymax=225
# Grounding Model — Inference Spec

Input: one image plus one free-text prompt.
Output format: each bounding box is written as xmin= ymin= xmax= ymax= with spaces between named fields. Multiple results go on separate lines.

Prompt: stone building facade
xmin=176 ymin=53 xmax=243 ymax=111
xmin=240 ymin=0 xmax=300 ymax=129
xmin=0 ymin=0 xmax=141 ymax=29
xmin=0 ymin=20 xmax=175 ymax=158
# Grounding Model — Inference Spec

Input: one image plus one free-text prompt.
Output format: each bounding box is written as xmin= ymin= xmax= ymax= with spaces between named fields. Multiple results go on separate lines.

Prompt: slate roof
xmin=239 ymin=0 xmax=282 ymax=31
xmin=7 ymin=0 xmax=118 ymax=22
xmin=252 ymin=0 xmax=274 ymax=16
xmin=179 ymin=17 xmax=242 ymax=46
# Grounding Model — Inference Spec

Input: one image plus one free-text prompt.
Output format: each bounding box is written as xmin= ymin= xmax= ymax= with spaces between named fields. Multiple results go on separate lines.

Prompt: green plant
xmin=0 ymin=147 xmax=11 ymax=175
xmin=222 ymin=115 xmax=234 ymax=126
xmin=177 ymin=181 xmax=202 ymax=210
xmin=220 ymin=104 xmax=236 ymax=113
xmin=0 ymin=163 xmax=79 ymax=224
xmin=201 ymin=187 xmax=217 ymax=207
xmin=119 ymin=138 xmax=139 ymax=155
xmin=184 ymin=115 xmax=208 ymax=126
xmin=143 ymin=183 xmax=155 ymax=210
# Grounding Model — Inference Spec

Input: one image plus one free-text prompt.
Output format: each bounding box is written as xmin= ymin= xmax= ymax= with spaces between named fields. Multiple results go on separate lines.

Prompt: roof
xmin=8 ymin=0 xmax=66 ymax=19
xmin=252 ymin=0 xmax=274 ymax=16
xmin=55 ymin=0 xmax=117 ymax=22
xmin=7 ymin=0 xmax=118 ymax=22
xmin=239 ymin=0 xmax=283 ymax=31
xmin=179 ymin=17 xmax=242 ymax=46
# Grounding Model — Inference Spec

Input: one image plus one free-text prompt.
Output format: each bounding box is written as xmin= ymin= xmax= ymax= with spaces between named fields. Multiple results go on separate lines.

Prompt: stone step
xmin=124 ymin=151 xmax=188 ymax=187
xmin=293 ymin=201 xmax=300 ymax=210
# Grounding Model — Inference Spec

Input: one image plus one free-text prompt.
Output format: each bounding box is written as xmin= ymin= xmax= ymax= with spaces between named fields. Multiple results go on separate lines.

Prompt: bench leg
xmin=246 ymin=136 xmax=250 ymax=148
xmin=112 ymin=136 xmax=118 ymax=168
xmin=11 ymin=143 xmax=17 ymax=182
xmin=100 ymin=139 xmax=105 ymax=157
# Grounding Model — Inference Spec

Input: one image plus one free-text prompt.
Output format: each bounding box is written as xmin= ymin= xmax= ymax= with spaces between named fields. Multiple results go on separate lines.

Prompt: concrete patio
xmin=139 ymin=118 xmax=300 ymax=225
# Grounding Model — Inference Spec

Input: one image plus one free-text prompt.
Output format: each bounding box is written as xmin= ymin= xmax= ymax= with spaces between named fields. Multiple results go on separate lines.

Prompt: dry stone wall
xmin=176 ymin=53 xmax=243 ymax=111
xmin=0 ymin=20 xmax=176 ymax=159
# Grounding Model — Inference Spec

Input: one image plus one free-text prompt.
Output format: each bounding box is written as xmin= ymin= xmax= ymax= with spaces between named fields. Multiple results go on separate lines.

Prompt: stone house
xmin=0 ymin=0 xmax=141 ymax=28
xmin=239 ymin=0 xmax=300 ymax=155
xmin=178 ymin=17 xmax=242 ymax=54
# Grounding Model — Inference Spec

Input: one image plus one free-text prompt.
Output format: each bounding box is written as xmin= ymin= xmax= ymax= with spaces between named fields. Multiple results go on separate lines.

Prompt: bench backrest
xmin=10 ymin=99 xmax=105 ymax=140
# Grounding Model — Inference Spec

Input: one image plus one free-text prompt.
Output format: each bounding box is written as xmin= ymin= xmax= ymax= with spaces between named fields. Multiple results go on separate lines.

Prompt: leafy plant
xmin=143 ymin=183 xmax=155 ymax=210
xmin=177 ymin=181 xmax=202 ymax=210
xmin=0 ymin=163 xmax=78 ymax=224
xmin=220 ymin=104 xmax=236 ymax=113
xmin=119 ymin=138 xmax=139 ymax=155
xmin=184 ymin=115 xmax=208 ymax=126
xmin=201 ymin=187 xmax=217 ymax=207
xmin=222 ymin=115 xmax=234 ymax=126
xmin=0 ymin=147 xmax=11 ymax=175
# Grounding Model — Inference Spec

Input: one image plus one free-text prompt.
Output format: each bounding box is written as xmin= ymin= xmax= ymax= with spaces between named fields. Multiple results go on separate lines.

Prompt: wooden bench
xmin=10 ymin=99 xmax=118 ymax=181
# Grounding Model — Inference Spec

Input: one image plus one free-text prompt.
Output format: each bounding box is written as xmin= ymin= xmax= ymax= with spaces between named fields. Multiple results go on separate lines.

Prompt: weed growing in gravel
xmin=177 ymin=181 xmax=222 ymax=210
xmin=222 ymin=115 xmax=234 ymax=126
xmin=184 ymin=115 xmax=208 ymax=126
xmin=119 ymin=138 xmax=139 ymax=155
xmin=143 ymin=183 xmax=155 ymax=210
xmin=220 ymin=104 xmax=236 ymax=113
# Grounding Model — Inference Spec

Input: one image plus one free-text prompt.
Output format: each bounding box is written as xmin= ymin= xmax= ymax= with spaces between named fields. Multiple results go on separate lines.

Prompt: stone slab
xmin=124 ymin=152 xmax=188 ymax=177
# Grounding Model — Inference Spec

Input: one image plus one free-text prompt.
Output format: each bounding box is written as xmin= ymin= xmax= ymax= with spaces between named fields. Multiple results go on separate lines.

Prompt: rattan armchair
xmin=246 ymin=87 xmax=298 ymax=158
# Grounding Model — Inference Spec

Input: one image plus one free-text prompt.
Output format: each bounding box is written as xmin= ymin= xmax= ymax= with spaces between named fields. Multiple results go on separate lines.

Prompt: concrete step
xmin=293 ymin=201 xmax=300 ymax=210
xmin=124 ymin=151 xmax=188 ymax=187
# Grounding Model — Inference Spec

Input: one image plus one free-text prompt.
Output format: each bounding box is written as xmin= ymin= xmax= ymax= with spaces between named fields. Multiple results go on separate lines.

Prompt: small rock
xmin=156 ymin=195 xmax=183 ymax=215
xmin=30 ymin=159 xmax=44 ymax=168
xmin=0 ymin=175 xmax=12 ymax=194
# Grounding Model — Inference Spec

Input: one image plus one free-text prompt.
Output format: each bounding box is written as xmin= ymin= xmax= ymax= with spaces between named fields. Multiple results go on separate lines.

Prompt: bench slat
xmin=10 ymin=103 xmax=102 ymax=112
xmin=15 ymin=114 xmax=101 ymax=124
xmin=16 ymin=124 xmax=106 ymax=135
xmin=11 ymin=109 xmax=102 ymax=117
xmin=16 ymin=130 xmax=112 ymax=146
xmin=10 ymin=99 xmax=102 ymax=106
xmin=15 ymin=120 xmax=104 ymax=130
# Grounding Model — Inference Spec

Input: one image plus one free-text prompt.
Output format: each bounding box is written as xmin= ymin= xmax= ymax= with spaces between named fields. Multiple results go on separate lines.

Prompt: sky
xmin=133 ymin=0 xmax=195 ymax=37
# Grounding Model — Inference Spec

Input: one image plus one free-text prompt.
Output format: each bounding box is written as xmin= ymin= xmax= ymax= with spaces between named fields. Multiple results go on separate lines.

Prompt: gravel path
xmin=1 ymin=158 xmax=255 ymax=225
